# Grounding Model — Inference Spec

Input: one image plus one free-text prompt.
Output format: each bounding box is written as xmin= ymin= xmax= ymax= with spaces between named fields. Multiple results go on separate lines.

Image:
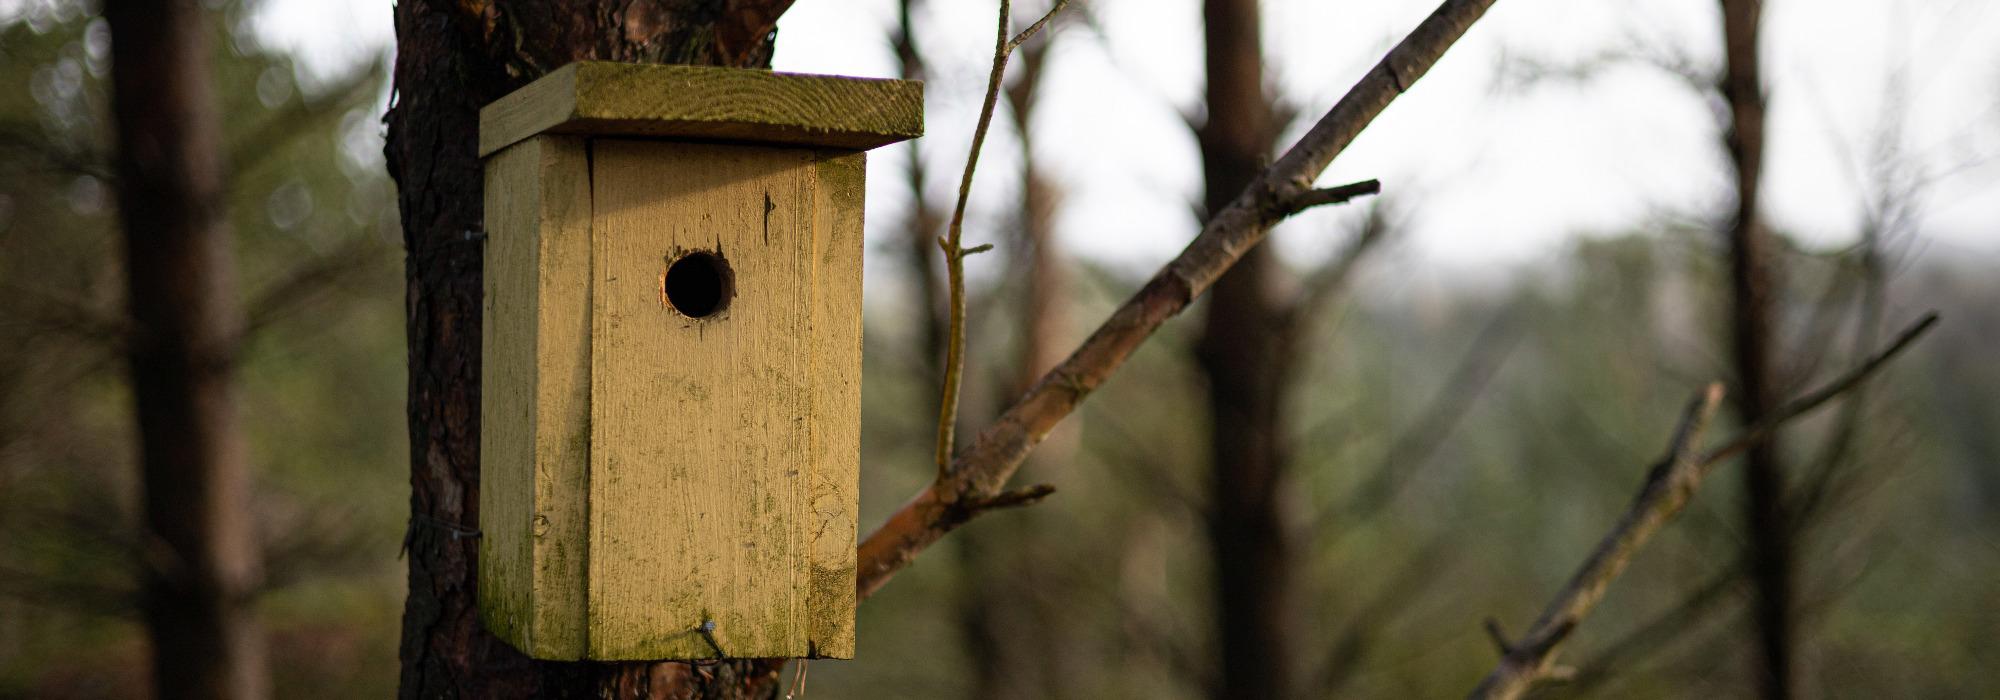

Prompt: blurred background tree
xmin=0 ymin=1 xmax=402 ymax=696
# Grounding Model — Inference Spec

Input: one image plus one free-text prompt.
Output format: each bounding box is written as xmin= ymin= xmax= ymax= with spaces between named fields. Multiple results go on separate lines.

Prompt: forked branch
xmin=1466 ymin=312 xmax=1938 ymax=700
xmin=933 ymin=0 xmax=1072 ymax=485
xmin=1468 ymin=384 xmax=1726 ymax=700
xmin=863 ymin=0 xmax=1498 ymax=600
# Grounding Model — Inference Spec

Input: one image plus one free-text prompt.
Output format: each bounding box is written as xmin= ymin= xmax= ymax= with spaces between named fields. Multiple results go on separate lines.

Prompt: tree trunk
xmin=1717 ymin=1 xmax=1792 ymax=697
xmin=103 ymin=1 xmax=267 ymax=697
xmin=893 ymin=0 xmax=948 ymax=390
xmin=1194 ymin=0 xmax=1295 ymax=697
xmin=1005 ymin=37 xmax=1068 ymax=394
xmin=385 ymin=2 xmax=794 ymax=697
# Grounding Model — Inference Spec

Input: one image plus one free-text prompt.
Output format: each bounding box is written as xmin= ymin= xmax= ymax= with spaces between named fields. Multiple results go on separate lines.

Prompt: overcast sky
xmin=246 ymin=0 xmax=2000 ymax=276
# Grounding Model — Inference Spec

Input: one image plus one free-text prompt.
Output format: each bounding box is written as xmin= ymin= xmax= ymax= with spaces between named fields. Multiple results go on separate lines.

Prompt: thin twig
xmin=1310 ymin=536 xmax=1456 ymax=694
xmin=934 ymin=0 xmax=1070 ymax=486
xmin=862 ymin=0 xmax=1501 ymax=602
xmin=244 ymin=236 xmax=390 ymax=334
xmin=1467 ymin=312 xmax=1939 ymax=700
xmin=1467 ymin=383 xmax=1727 ymax=700
xmin=1333 ymin=307 xmax=1520 ymax=527
xmin=1484 ymin=617 xmax=1515 ymax=655
xmin=1282 ymin=179 xmax=1382 ymax=214
xmin=1695 ymin=312 xmax=1936 ymax=471
xmin=971 ymin=483 xmax=1057 ymax=512
xmin=1007 ymin=0 xmax=1070 ymax=52
xmin=1556 ymin=564 xmax=1744 ymax=697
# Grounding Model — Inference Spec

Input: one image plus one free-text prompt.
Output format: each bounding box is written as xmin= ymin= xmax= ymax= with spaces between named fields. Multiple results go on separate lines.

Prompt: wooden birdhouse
xmin=475 ymin=61 xmax=921 ymax=661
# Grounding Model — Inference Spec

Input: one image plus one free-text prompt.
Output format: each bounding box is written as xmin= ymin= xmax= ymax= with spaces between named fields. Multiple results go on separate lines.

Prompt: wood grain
xmin=803 ymin=149 xmax=865 ymax=657
xmin=479 ymin=62 xmax=923 ymax=157
xmin=479 ymin=135 xmax=594 ymax=660
xmin=479 ymin=62 xmax=888 ymax=662
xmin=584 ymin=139 xmax=860 ymax=660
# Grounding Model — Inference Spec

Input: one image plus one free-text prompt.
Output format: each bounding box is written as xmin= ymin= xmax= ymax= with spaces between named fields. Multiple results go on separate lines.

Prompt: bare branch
xmin=0 ymin=120 xmax=112 ymax=180
xmin=1332 ymin=307 xmax=1520 ymax=526
xmin=1468 ymin=383 xmax=1727 ymax=700
xmin=970 ymin=483 xmax=1057 ymax=512
xmin=1697 ymin=312 xmax=1937 ymax=470
xmin=1558 ymin=564 xmax=1744 ymax=697
xmin=1484 ymin=617 xmax=1515 ymax=656
xmin=934 ymin=0 xmax=1070 ymax=485
xmin=1006 ymin=0 xmax=1071 ymax=52
xmin=0 ymin=283 xmax=130 ymax=347
xmin=1281 ymin=179 xmax=1381 ymax=215
xmin=244 ymin=237 xmax=391 ymax=335
xmin=1309 ymin=536 xmax=1455 ymax=694
xmin=1468 ymin=311 xmax=1939 ymax=700
xmin=860 ymin=0 xmax=1502 ymax=602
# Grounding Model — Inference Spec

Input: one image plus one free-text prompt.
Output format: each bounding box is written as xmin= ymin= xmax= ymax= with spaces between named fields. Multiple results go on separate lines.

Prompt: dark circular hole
xmin=664 ymin=251 xmax=731 ymax=318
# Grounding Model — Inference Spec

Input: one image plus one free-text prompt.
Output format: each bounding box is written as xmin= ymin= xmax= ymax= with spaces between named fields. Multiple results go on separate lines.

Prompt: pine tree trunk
xmin=104 ymin=1 xmax=267 ymax=697
xmin=1195 ymin=0 xmax=1295 ymax=697
xmin=1717 ymin=1 xmax=1792 ymax=696
xmin=385 ymin=2 xmax=794 ymax=696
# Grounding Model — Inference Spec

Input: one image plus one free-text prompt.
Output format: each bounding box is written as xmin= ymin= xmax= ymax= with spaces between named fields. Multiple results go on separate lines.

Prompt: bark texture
xmin=386 ymin=1 xmax=791 ymax=697
xmin=1194 ymin=0 xmax=1295 ymax=697
xmin=1717 ymin=1 xmax=1792 ymax=696
xmin=103 ymin=0 xmax=267 ymax=697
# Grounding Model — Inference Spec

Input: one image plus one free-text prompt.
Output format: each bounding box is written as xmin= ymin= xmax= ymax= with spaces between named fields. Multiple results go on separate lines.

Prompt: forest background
xmin=0 ymin=0 xmax=1995 ymax=696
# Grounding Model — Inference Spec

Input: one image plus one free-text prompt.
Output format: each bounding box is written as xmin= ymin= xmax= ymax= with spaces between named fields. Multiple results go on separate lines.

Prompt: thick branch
xmin=858 ymin=0 xmax=1501 ymax=601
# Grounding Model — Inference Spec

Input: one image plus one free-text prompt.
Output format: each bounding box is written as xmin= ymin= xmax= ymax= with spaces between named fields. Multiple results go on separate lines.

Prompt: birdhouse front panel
xmin=475 ymin=62 xmax=919 ymax=663
xmin=587 ymin=139 xmax=863 ymax=660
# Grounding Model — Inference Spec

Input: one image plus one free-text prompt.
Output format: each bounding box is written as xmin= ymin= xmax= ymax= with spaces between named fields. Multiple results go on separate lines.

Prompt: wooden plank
xmin=479 ymin=62 xmax=923 ymax=157
xmin=479 ymin=136 xmax=539 ymax=657
xmin=802 ymin=150 xmax=865 ymax=658
xmin=479 ymin=135 xmax=593 ymax=660
xmin=587 ymin=139 xmax=855 ymax=660
xmin=526 ymin=136 xmax=594 ymax=659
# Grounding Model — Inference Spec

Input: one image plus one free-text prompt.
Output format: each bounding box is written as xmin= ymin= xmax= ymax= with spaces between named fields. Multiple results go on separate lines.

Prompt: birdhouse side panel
xmin=802 ymin=150 xmax=865 ymax=658
xmin=586 ymin=139 xmax=850 ymax=660
xmin=478 ymin=135 xmax=593 ymax=660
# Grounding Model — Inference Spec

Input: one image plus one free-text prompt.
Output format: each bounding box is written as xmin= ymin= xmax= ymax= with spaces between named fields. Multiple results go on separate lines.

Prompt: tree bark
xmin=103 ymin=0 xmax=267 ymax=697
xmin=385 ymin=1 xmax=793 ymax=697
xmin=1194 ymin=0 xmax=1295 ymax=697
xmin=1717 ymin=1 xmax=1792 ymax=697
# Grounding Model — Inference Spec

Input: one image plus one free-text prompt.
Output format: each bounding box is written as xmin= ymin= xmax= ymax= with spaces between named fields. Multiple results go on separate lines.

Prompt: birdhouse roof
xmin=479 ymin=61 xmax=924 ymax=157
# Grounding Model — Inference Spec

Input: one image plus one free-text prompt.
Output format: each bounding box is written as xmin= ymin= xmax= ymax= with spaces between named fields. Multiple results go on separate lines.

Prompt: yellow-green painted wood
xmin=583 ymin=139 xmax=860 ymax=660
xmin=479 ymin=62 xmax=923 ymax=157
xmin=802 ymin=150 xmax=865 ymax=658
xmin=479 ymin=134 xmax=593 ymax=660
xmin=480 ymin=61 xmax=896 ymax=662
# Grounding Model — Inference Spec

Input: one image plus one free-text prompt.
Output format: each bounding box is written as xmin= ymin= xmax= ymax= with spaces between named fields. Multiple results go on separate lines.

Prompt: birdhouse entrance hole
xmin=664 ymin=250 xmax=731 ymax=318
xmin=478 ymin=61 xmax=922 ymax=661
